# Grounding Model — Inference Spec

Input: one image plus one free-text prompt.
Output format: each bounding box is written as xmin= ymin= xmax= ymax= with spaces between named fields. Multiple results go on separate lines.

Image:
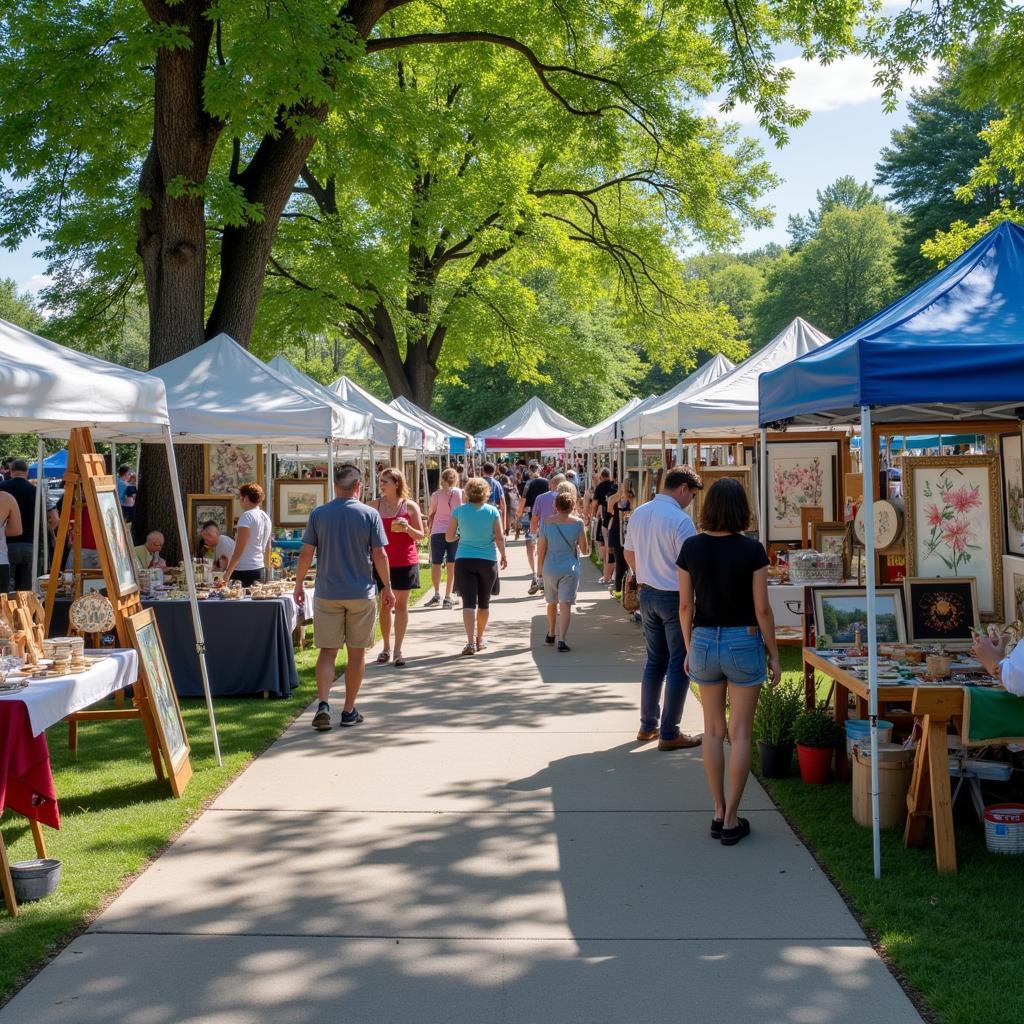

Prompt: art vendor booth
xmin=759 ymin=221 xmax=1024 ymax=877
xmin=0 ymin=318 xmax=221 ymax=915
xmin=77 ymin=334 xmax=374 ymax=700
xmin=477 ymin=396 xmax=582 ymax=454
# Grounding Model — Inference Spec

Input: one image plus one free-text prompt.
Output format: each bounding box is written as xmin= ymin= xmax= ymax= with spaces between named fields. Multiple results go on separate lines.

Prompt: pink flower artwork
xmin=772 ymin=457 xmax=824 ymax=527
xmin=919 ymin=470 xmax=983 ymax=576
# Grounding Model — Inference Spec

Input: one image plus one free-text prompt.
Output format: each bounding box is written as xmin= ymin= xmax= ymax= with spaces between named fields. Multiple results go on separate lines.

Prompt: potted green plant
xmin=793 ymin=702 xmax=843 ymax=783
xmin=753 ymin=678 xmax=803 ymax=778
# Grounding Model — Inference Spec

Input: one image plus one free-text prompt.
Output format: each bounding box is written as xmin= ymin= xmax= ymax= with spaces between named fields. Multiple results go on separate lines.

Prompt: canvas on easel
xmin=45 ymin=426 xmax=192 ymax=796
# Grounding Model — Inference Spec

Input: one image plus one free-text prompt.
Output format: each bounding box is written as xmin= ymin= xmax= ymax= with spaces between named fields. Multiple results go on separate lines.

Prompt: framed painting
xmin=904 ymin=576 xmax=980 ymax=646
xmin=87 ymin=480 xmax=139 ymax=599
xmin=692 ymin=466 xmax=756 ymax=531
xmin=999 ymin=431 xmax=1024 ymax=556
xmin=812 ymin=587 xmax=907 ymax=647
xmin=811 ymin=521 xmax=851 ymax=578
xmin=1002 ymin=554 xmax=1024 ymax=624
xmin=126 ymin=608 xmax=192 ymax=797
xmin=766 ymin=441 xmax=839 ymax=542
xmin=203 ymin=444 xmax=263 ymax=519
xmin=902 ymin=455 xmax=1003 ymax=622
xmin=186 ymin=494 xmax=235 ymax=556
xmin=274 ymin=478 xmax=328 ymax=527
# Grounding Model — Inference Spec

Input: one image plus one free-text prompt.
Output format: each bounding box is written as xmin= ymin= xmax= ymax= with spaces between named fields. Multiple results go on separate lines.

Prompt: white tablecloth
xmin=0 ymin=649 xmax=138 ymax=737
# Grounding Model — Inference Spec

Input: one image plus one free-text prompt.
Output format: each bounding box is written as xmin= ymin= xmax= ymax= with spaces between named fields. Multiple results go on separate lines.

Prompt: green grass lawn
xmin=764 ymin=648 xmax=1024 ymax=1024
xmin=0 ymin=643 xmax=319 ymax=1001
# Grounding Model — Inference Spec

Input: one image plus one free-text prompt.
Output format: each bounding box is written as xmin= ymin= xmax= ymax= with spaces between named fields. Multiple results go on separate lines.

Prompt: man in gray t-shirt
xmin=293 ymin=465 xmax=394 ymax=732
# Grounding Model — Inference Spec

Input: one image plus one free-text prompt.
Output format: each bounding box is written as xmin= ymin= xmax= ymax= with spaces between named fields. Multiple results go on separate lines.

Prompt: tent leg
xmin=327 ymin=438 xmax=335 ymax=484
xmin=861 ymin=405 xmax=880 ymax=880
xmin=32 ymin=435 xmax=43 ymax=590
xmin=759 ymin=429 xmax=768 ymax=547
xmin=162 ymin=425 xmax=222 ymax=767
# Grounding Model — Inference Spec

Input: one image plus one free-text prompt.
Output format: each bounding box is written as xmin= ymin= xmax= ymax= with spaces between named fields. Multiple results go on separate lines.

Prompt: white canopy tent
xmin=670 ymin=318 xmax=831 ymax=437
xmin=327 ymin=376 xmax=440 ymax=451
xmin=477 ymin=396 xmax=582 ymax=451
xmin=565 ymin=397 xmax=644 ymax=450
xmin=619 ymin=352 xmax=736 ymax=440
xmin=389 ymin=396 xmax=474 ymax=452
xmin=0 ymin=318 xmax=221 ymax=763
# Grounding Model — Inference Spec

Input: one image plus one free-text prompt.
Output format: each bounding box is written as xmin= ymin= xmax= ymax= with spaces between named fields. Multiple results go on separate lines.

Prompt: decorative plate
xmin=69 ymin=592 xmax=115 ymax=634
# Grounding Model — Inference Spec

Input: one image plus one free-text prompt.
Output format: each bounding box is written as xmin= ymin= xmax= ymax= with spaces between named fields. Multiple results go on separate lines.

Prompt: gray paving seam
xmin=205 ymin=807 xmax=784 ymax=815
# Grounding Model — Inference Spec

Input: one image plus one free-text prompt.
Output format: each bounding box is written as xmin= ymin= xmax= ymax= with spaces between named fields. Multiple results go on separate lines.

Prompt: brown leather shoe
xmin=636 ymin=728 xmax=659 ymax=742
xmin=658 ymin=733 xmax=703 ymax=750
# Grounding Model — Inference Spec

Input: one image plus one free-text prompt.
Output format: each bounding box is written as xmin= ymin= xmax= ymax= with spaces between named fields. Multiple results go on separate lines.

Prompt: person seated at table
xmin=134 ymin=531 xmax=167 ymax=570
xmin=222 ymin=483 xmax=272 ymax=587
xmin=973 ymin=627 xmax=1024 ymax=696
xmin=199 ymin=520 xmax=235 ymax=571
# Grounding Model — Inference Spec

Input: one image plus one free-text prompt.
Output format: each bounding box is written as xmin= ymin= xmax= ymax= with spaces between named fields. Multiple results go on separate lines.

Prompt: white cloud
xmin=707 ymin=54 xmax=937 ymax=124
xmin=22 ymin=273 xmax=52 ymax=296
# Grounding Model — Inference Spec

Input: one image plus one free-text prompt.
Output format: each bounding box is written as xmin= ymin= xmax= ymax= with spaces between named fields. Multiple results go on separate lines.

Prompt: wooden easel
xmin=43 ymin=428 xmax=190 ymax=791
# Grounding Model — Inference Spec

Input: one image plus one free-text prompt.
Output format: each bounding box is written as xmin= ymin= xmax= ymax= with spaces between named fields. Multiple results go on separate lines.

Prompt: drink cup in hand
xmin=393 ymin=516 xmax=408 ymax=533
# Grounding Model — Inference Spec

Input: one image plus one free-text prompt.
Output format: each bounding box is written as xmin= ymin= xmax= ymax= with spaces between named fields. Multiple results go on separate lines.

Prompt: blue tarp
xmin=850 ymin=433 xmax=982 ymax=451
xmin=28 ymin=448 xmax=67 ymax=479
xmin=759 ymin=222 xmax=1024 ymax=425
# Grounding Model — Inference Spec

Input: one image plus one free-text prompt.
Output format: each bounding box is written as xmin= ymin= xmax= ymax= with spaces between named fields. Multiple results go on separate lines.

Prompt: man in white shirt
xmin=623 ymin=466 xmax=703 ymax=750
xmin=973 ymin=627 xmax=1024 ymax=696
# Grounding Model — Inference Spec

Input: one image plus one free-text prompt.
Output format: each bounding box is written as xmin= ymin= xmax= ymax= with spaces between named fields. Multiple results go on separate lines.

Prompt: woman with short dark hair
xmin=676 ymin=477 xmax=780 ymax=847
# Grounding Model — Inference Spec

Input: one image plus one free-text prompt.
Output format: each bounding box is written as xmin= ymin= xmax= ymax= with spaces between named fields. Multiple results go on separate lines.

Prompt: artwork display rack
xmin=43 ymin=427 xmax=192 ymax=796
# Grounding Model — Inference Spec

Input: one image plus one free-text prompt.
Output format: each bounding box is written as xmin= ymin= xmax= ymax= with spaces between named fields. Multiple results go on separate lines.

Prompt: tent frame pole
xmin=162 ymin=425 xmax=222 ymax=766
xmin=32 ymin=435 xmax=44 ymax=589
xmin=758 ymin=429 xmax=768 ymax=547
xmin=860 ymin=405 xmax=881 ymax=880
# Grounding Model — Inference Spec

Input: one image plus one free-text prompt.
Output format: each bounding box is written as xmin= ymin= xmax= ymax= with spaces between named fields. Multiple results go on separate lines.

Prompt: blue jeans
xmin=639 ymin=587 xmax=688 ymax=739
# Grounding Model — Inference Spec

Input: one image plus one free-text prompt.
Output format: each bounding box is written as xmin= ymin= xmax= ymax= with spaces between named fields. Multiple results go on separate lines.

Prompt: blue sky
xmin=0 ymin=54 xmax=934 ymax=294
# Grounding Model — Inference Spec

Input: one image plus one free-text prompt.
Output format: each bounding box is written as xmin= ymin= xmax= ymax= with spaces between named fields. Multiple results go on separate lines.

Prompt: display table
xmin=50 ymin=600 xmax=300 ymax=698
xmin=0 ymin=650 xmax=138 ymax=916
xmin=803 ymin=647 xmax=1024 ymax=875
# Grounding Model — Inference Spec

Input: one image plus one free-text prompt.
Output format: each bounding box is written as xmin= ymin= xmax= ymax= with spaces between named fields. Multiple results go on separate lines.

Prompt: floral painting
xmin=766 ymin=442 xmax=838 ymax=541
xmin=204 ymin=444 xmax=262 ymax=517
xmin=904 ymin=456 xmax=1002 ymax=621
xmin=1000 ymin=433 xmax=1024 ymax=556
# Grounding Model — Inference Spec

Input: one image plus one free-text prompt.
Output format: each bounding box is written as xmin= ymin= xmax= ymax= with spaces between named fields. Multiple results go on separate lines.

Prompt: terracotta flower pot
xmin=796 ymin=743 xmax=833 ymax=784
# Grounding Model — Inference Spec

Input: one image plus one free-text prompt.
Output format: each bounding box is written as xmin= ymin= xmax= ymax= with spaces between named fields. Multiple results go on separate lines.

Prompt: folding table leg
xmin=30 ymin=820 xmax=47 ymax=859
xmin=0 ymin=834 xmax=18 ymax=918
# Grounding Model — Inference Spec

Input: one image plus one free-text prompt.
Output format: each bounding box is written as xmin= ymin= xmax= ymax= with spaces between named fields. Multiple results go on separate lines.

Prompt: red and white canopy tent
xmin=477 ymin=397 xmax=582 ymax=452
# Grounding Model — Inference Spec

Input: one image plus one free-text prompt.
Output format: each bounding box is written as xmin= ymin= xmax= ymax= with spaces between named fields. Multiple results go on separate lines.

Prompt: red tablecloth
xmin=0 ymin=700 xmax=59 ymax=829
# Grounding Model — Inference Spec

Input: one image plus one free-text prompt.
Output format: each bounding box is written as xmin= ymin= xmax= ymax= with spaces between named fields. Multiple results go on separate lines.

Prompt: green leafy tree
xmin=875 ymin=67 xmax=1024 ymax=287
xmin=756 ymin=204 xmax=899 ymax=340
xmin=787 ymin=176 xmax=885 ymax=247
xmin=921 ymin=202 xmax=1024 ymax=268
xmin=0 ymin=278 xmax=44 ymax=333
xmin=683 ymin=254 xmax=766 ymax=346
xmin=254 ymin=33 xmax=768 ymax=407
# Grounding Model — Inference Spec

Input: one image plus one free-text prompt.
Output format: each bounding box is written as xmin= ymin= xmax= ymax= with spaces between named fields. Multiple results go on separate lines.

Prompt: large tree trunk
xmin=136 ymin=0 xmax=221 ymax=559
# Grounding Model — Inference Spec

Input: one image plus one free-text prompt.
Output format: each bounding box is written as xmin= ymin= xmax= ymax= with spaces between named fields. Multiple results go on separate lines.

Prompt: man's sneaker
xmin=312 ymin=702 xmax=332 ymax=731
xmin=442 ymin=597 xmax=454 ymax=610
xmin=340 ymin=707 xmax=364 ymax=727
xmin=425 ymin=592 xmax=441 ymax=607
xmin=528 ymin=578 xmax=542 ymax=595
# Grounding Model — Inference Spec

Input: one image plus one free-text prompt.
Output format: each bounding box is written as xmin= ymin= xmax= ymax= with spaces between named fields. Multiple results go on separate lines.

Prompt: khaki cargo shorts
xmin=313 ymin=597 xmax=376 ymax=650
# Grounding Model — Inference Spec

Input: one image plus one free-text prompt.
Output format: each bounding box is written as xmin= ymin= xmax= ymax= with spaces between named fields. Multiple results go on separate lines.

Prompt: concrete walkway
xmin=2 ymin=542 xmax=922 ymax=1023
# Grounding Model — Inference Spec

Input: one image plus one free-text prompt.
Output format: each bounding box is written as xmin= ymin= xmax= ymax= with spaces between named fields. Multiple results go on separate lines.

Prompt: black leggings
xmin=612 ymin=544 xmax=628 ymax=592
xmin=230 ymin=568 xmax=264 ymax=587
xmin=453 ymin=558 xmax=498 ymax=610
xmin=0 ymin=564 xmax=9 ymax=595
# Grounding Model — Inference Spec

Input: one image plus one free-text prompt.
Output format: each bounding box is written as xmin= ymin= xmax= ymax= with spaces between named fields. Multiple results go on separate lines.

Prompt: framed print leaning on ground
xmin=126 ymin=608 xmax=192 ymax=798
xmin=766 ymin=440 xmax=839 ymax=542
xmin=902 ymin=455 xmax=1003 ymax=622
xmin=904 ymin=576 xmax=980 ymax=646
xmin=812 ymin=587 xmax=907 ymax=646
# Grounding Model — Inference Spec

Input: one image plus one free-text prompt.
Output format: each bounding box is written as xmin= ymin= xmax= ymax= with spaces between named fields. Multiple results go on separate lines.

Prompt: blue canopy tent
xmin=759 ymin=221 xmax=1024 ymax=879
xmin=27 ymin=448 xmax=67 ymax=479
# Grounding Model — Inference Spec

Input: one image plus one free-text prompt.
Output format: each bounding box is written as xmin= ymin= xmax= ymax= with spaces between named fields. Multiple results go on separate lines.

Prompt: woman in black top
xmin=677 ymin=478 xmax=780 ymax=847
xmin=605 ymin=479 xmax=634 ymax=593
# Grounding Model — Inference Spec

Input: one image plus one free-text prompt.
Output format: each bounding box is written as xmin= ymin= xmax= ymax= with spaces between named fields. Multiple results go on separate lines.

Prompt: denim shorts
xmin=688 ymin=626 xmax=767 ymax=687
